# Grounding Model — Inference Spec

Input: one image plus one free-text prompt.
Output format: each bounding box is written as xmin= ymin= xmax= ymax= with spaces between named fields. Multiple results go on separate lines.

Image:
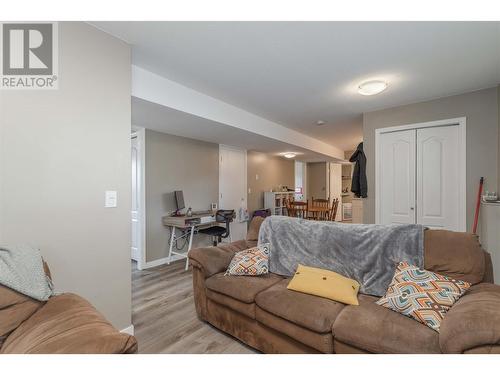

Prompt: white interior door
xmin=131 ymin=135 xmax=140 ymax=261
xmin=379 ymin=129 xmax=416 ymax=224
xmin=294 ymin=161 xmax=305 ymax=201
xmin=219 ymin=145 xmax=247 ymax=241
xmin=329 ymin=163 xmax=342 ymax=221
xmin=416 ymin=125 xmax=460 ymax=230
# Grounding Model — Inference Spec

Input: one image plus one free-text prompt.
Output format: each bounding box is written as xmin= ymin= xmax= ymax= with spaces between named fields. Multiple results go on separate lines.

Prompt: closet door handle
xmin=410 ymin=207 xmax=415 ymax=210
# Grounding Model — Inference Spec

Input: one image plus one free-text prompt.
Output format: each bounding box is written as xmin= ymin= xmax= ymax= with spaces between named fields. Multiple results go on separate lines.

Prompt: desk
xmin=162 ymin=214 xmax=215 ymax=271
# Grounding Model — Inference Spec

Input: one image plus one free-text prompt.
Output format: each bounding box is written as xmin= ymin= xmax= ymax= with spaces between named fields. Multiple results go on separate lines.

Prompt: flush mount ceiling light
xmin=283 ymin=152 xmax=296 ymax=159
xmin=358 ymin=80 xmax=388 ymax=96
xmin=316 ymin=120 xmax=326 ymax=126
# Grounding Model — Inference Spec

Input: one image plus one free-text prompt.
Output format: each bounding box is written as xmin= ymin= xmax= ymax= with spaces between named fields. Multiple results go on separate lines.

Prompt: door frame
xmin=131 ymin=127 xmax=146 ymax=270
xmin=375 ymin=117 xmax=466 ymax=231
xmin=218 ymin=144 xmax=248 ymax=239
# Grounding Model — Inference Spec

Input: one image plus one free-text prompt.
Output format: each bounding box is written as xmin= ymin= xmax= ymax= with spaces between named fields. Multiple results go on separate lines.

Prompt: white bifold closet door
xmin=416 ymin=126 xmax=460 ymax=230
xmin=379 ymin=125 xmax=461 ymax=231
xmin=379 ymin=129 xmax=416 ymax=225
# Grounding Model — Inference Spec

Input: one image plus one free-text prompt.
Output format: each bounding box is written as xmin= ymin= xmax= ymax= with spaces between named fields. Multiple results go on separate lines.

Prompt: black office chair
xmin=198 ymin=209 xmax=235 ymax=246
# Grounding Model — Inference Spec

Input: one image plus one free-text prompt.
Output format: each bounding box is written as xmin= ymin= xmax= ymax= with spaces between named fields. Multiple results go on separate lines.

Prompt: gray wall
xmin=498 ymin=85 xmax=500 ymax=190
xmin=0 ymin=23 xmax=132 ymax=329
xmin=307 ymin=162 xmax=327 ymax=200
xmin=144 ymin=130 xmax=219 ymax=262
xmin=363 ymin=87 xmax=499 ymax=228
xmin=247 ymin=151 xmax=295 ymax=214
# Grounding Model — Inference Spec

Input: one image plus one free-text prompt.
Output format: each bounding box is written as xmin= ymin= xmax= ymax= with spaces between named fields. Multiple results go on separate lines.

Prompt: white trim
xmin=120 ymin=324 xmax=135 ymax=336
xmin=131 ymin=127 xmax=147 ymax=270
xmin=374 ymin=117 xmax=466 ymax=135
xmin=142 ymin=254 xmax=184 ymax=269
xmin=375 ymin=117 xmax=466 ymax=231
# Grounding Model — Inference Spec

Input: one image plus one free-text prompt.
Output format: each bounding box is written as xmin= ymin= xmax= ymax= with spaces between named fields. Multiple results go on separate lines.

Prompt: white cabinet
xmin=264 ymin=191 xmax=295 ymax=216
xmin=376 ymin=120 xmax=465 ymax=231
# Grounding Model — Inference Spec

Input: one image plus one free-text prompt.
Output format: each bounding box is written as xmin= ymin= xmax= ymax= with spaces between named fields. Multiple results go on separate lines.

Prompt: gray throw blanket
xmin=258 ymin=216 xmax=424 ymax=296
xmin=0 ymin=245 xmax=54 ymax=301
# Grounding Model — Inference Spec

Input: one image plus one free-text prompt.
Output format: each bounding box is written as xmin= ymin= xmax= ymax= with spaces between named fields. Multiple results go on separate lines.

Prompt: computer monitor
xmin=174 ymin=190 xmax=185 ymax=211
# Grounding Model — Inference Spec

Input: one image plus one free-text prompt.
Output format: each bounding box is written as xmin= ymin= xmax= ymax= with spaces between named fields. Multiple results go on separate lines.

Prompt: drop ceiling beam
xmin=132 ymin=65 xmax=345 ymax=160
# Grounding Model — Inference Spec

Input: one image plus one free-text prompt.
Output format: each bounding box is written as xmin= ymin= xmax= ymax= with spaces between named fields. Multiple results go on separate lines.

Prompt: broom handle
xmin=472 ymin=177 xmax=484 ymax=234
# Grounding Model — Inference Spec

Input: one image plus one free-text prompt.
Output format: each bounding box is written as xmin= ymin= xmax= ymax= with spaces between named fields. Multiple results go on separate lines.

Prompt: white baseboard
xmin=120 ymin=324 xmax=135 ymax=335
xmin=142 ymin=254 xmax=184 ymax=269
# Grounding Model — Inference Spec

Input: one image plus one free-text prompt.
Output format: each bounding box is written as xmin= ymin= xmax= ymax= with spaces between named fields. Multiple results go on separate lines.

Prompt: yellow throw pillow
xmin=287 ymin=264 xmax=360 ymax=305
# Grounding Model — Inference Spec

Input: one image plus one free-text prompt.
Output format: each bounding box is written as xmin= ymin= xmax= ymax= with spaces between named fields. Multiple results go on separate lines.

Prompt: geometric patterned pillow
xmin=225 ymin=243 xmax=270 ymax=276
xmin=376 ymin=262 xmax=471 ymax=332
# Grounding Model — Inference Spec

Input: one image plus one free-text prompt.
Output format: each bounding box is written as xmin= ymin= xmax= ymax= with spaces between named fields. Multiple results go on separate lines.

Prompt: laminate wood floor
xmin=132 ymin=260 xmax=256 ymax=354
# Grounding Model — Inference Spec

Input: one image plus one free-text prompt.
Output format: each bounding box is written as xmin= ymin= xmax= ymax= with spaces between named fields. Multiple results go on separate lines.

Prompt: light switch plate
xmin=105 ymin=190 xmax=117 ymax=208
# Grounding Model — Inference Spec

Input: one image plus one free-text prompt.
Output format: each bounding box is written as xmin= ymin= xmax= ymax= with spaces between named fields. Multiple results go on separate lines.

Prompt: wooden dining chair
xmin=310 ymin=197 xmax=330 ymax=220
xmin=284 ymin=198 xmax=293 ymax=217
xmin=289 ymin=200 xmax=308 ymax=219
xmin=329 ymin=198 xmax=339 ymax=221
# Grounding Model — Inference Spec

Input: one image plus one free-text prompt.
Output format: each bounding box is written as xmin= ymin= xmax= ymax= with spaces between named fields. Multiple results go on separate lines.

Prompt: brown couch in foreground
xmin=189 ymin=218 xmax=500 ymax=354
xmin=0 ymin=262 xmax=137 ymax=354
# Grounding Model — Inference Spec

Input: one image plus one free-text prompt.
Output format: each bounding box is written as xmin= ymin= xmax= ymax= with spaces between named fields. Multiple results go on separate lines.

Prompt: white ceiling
xmin=132 ymin=97 xmax=341 ymax=162
xmin=94 ymin=21 xmax=500 ymax=150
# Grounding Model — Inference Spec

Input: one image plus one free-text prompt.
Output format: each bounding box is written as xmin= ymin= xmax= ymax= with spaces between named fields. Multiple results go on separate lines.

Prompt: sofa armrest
xmin=482 ymin=251 xmax=494 ymax=283
xmin=217 ymin=239 xmax=250 ymax=253
xmin=189 ymin=245 xmax=238 ymax=278
xmin=440 ymin=283 xmax=500 ymax=353
xmin=1 ymin=293 xmax=137 ymax=354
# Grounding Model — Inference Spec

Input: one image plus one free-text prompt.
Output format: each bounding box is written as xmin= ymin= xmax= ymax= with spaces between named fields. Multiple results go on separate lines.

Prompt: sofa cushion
xmin=333 ymin=339 xmax=371 ymax=354
xmin=205 ymin=289 xmax=256 ymax=319
xmin=205 ymin=273 xmax=283 ymax=304
xmin=333 ymin=294 xmax=441 ymax=354
xmin=256 ymin=306 xmax=334 ymax=353
xmin=424 ymin=229 xmax=485 ymax=285
xmin=246 ymin=216 xmax=264 ymax=242
xmin=246 ymin=216 xmax=265 ymax=248
xmin=256 ymin=278 xmax=345 ymax=333
xmin=1 ymin=293 xmax=137 ymax=354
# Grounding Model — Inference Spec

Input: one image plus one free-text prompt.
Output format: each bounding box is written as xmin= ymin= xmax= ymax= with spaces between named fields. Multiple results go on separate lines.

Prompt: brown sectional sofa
xmin=0 ymin=262 xmax=137 ymax=354
xmin=189 ymin=219 xmax=500 ymax=354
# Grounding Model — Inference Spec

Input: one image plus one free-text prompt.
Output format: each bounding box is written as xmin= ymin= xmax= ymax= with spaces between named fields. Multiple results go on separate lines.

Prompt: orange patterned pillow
xmin=225 ymin=244 xmax=269 ymax=276
xmin=376 ymin=262 xmax=470 ymax=332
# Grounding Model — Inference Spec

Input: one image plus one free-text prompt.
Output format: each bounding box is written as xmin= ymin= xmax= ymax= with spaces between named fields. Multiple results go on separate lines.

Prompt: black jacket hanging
xmin=349 ymin=142 xmax=367 ymax=198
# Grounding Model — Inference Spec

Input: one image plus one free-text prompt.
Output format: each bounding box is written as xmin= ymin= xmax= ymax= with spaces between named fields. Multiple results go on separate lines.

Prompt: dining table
xmin=307 ymin=206 xmax=330 ymax=220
